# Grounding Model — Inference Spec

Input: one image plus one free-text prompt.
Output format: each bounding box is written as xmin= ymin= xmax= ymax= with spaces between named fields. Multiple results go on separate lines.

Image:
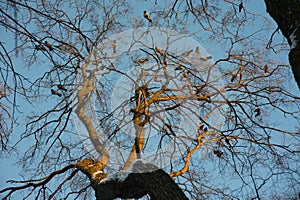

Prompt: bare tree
xmin=0 ymin=0 xmax=299 ymax=199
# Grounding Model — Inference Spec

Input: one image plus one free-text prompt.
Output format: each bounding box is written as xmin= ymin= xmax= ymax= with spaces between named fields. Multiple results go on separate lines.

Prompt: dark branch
xmin=0 ymin=164 xmax=77 ymax=198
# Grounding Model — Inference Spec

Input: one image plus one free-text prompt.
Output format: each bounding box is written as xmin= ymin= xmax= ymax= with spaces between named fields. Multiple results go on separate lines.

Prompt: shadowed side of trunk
xmin=265 ymin=0 xmax=300 ymax=89
xmin=94 ymin=169 xmax=188 ymax=200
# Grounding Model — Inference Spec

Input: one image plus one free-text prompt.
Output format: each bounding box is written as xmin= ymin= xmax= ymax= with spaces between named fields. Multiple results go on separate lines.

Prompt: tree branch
xmin=0 ymin=164 xmax=77 ymax=199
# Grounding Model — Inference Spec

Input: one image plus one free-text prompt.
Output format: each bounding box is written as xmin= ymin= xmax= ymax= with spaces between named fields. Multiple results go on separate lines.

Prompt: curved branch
xmin=169 ymin=124 xmax=206 ymax=177
xmin=75 ymin=67 xmax=109 ymax=168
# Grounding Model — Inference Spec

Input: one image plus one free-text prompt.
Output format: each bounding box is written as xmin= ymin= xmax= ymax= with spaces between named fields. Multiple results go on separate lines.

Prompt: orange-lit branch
xmin=169 ymin=124 xmax=206 ymax=177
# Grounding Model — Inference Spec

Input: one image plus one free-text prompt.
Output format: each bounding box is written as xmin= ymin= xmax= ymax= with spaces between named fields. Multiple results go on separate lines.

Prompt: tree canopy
xmin=0 ymin=0 xmax=299 ymax=199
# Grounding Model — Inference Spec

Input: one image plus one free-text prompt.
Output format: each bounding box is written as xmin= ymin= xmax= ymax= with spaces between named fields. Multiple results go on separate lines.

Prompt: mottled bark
xmin=265 ymin=0 xmax=300 ymax=89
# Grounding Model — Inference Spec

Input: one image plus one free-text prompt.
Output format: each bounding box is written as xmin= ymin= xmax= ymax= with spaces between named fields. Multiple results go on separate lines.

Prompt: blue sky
xmin=1 ymin=0 xmax=299 ymax=199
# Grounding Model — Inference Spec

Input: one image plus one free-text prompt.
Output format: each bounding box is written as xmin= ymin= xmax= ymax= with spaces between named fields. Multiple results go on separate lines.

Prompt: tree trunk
xmin=93 ymin=169 xmax=188 ymax=200
xmin=77 ymin=159 xmax=188 ymax=200
xmin=264 ymin=0 xmax=300 ymax=89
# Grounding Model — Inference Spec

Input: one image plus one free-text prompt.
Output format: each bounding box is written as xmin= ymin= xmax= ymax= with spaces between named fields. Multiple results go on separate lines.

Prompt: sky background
xmin=0 ymin=0 xmax=299 ymax=199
